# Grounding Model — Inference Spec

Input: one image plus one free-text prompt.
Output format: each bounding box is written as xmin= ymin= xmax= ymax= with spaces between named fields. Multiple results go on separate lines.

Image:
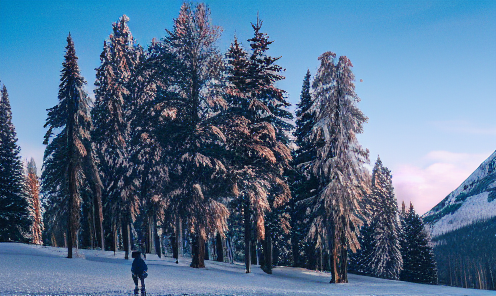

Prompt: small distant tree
xmin=42 ymin=34 xmax=94 ymax=258
xmin=400 ymin=203 xmax=438 ymax=284
xmin=26 ymin=158 xmax=43 ymax=245
xmin=0 ymin=84 xmax=30 ymax=242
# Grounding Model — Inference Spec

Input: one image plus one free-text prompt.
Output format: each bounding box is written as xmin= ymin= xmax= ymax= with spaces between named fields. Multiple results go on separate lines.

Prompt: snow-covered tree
xmin=368 ymin=157 xmax=403 ymax=279
xmin=222 ymin=17 xmax=292 ymax=273
xmin=0 ymin=84 xmax=30 ymax=242
xmin=42 ymin=35 xmax=94 ymax=258
xmin=92 ymin=15 xmax=142 ymax=258
xmin=159 ymin=2 xmax=230 ymax=268
xmin=308 ymin=52 xmax=369 ymax=283
xmin=25 ymin=158 xmax=43 ymax=245
xmin=400 ymin=203 xmax=438 ymax=284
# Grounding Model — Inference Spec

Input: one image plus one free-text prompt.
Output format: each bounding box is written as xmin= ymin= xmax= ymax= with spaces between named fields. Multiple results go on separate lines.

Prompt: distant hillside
xmin=423 ymin=150 xmax=496 ymax=291
xmin=423 ymin=150 xmax=496 ymax=237
xmin=431 ymin=217 xmax=496 ymax=290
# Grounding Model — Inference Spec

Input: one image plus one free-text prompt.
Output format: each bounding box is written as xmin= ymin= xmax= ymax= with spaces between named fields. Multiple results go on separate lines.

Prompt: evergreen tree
xmin=308 ymin=52 xmax=369 ymax=283
xmin=25 ymin=158 xmax=43 ymax=245
xmin=348 ymin=221 xmax=374 ymax=275
xmin=92 ymin=15 xmax=141 ymax=258
xmin=160 ymin=2 xmax=230 ymax=268
xmin=222 ymin=17 xmax=292 ymax=273
xmin=400 ymin=203 xmax=438 ymax=284
xmin=291 ymin=70 xmax=320 ymax=268
xmin=0 ymin=84 xmax=30 ymax=242
xmin=42 ymin=35 xmax=94 ymax=258
xmin=369 ymin=157 xmax=402 ymax=279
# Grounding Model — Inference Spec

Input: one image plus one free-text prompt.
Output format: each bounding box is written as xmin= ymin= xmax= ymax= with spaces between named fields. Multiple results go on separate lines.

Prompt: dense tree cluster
xmin=0 ymin=1 xmax=445 ymax=288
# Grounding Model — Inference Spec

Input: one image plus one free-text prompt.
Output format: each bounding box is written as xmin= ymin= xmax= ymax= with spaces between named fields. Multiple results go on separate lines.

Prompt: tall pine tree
xmin=0 ymin=84 xmax=30 ymax=242
xmin=160 ymin=3 xmax=230 ymax=268
xmin=92 ymin=15 xmax=141 ymax=258
xmin=42 ymin=34 xmax=94 ymax=258
xmin=291 ymin=70 xmax=320 ymax=268
xmin=222 ymin=17 xmax=292 ymax=273
xmin=308 ymin=52 xmax=369 ymax=283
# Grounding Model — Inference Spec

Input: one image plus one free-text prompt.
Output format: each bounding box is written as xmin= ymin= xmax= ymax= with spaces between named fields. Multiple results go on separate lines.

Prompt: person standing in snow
xmin=131 ymin=251 xmax=148 ymax=296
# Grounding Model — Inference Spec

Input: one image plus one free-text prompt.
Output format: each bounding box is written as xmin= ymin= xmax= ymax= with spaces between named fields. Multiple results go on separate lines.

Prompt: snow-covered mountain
xmin=423 ymin=150 xmax=496 ymax=237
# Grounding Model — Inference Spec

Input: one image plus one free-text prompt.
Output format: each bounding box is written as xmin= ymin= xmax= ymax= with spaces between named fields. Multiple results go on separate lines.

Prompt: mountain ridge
xmin=423 ymin=150 xmax=496 ymax=237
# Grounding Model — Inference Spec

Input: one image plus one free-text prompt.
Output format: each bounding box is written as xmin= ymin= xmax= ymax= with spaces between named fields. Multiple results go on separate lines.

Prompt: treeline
xmin=433 ymin=217 xmax=496 ymax=290
xmin=1 ymin=2 xmax=438 ymax=285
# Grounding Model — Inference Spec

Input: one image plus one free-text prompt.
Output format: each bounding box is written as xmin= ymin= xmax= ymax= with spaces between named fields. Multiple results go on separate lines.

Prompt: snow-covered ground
xmin=1 ymin=243 xmax=493 ymax=296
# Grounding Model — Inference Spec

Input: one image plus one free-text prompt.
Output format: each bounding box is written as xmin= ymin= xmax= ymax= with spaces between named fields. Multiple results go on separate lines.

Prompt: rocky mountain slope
xmin=423 ymin=150 xmax=496 ymax=237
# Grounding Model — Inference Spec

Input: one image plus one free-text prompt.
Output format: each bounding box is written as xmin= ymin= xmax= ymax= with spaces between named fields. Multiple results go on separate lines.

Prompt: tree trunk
xmin=319 ymin=246 xmax=323 ymax=271
xmin=262 ymin=232 xmax=273 ymax=274
xmin=113 ymin=222 xmax=118 ymax=255
xmin=122 ymin=219 xmax=130 ymax=260
xmin=190 ymin=232 xmax=205 ymax=268
xmin=290 ymin=196 xmax=299 ymax=267
xmin=67 ymin=162 xmax=77 ymax=259
xmin=216 ymin=233 xmax=224 ymax=262
xmin=330 ymin=223 xmax=339 ymax=283
xmin=251 ymin=240 xmax=258 ymax=265
xmin=153 ymin=212 xmax=161 ymax=258
xmin=171 ymin=233 xmax=178 ymax=260
xmin=244 ymin=197 xmax=252 ymax=273
xmin=93 ymin=184 xmax=104 ymax=250
xmin=174 ymin=216 xmax=182 ymax=263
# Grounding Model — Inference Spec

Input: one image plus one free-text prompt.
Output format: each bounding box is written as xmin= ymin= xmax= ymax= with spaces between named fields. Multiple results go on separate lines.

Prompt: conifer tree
xmin=400 ymin=203 xmax=438 ymax=284
xmin=42 ymin=35 xmax=94 ymax=258
xmin=0 ymin=84 xmax=30 ymax=242
xmin=92 ymin=15 xmax=141 ymax=258
xmin=222 ymin=17 xmax=292 ymax=273
xmin=25 ymin=158 xmax=43 ymax=245
xmin=308 ymin=52 xmax=369 ymax=283
xmin=369 ymin=157 xmax=402 ymax=279
xmin=159 ymin=2 xmax=230 ymax=268
xmin=291 ymin=70 xmax=320 ymax=268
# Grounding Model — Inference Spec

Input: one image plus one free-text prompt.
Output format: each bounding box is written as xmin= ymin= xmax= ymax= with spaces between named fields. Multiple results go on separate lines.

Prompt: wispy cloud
xmin=392 ymin=151 xmax=490 ymax=215
xmin=431 ymin=120 xmax=496 ymax=136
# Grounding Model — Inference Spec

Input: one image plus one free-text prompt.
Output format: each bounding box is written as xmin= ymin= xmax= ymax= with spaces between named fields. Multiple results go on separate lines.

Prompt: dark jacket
xmin=131 ymin=256 xmax=148 ymax=276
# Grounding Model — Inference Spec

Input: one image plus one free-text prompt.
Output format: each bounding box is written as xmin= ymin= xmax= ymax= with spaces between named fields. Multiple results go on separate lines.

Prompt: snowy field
xmin=1 ymin=243 xmax=493 ymax=296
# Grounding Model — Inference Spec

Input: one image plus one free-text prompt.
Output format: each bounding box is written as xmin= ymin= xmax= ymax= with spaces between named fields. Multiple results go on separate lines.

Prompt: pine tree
xmin=25 ymin=158 xmax=43 ymax=245
xmin=222 ymin=17 xmax=292 ymax=273
xmin=308 ymin=52 xmax=369 ymax=283
xmin=160 ymin=2 xmax=230 ymax=268
xmin=369 ymin=157 xmax=402 ymax=279
xmin=400 ymin=203 xmax=438 ymax=284
xmin=92 ymin=15 xmax=141 ymax=258
xmin=0 ymin=84 xmax=30 ymax=242
xmin=42 ymin=34 xmax=93 ymax=258
xmin=348 ymin=221 xmax=374 ymax=275
xmin=291 ymin=70 xmax=320 ymax=268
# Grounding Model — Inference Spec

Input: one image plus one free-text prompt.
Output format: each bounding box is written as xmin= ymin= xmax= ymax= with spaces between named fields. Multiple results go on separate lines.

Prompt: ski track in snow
xmin=1 ymin=243 xmax=493 ymax=296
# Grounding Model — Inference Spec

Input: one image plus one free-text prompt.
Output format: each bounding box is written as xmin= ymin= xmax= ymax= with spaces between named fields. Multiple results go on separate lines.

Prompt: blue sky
xmin=1 ymin=0 xmax=495 ymax=214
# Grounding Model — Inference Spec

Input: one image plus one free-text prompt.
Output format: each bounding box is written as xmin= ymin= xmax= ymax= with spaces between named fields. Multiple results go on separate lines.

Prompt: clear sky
xmin=1 ymin=0 xmax=495 ymax=214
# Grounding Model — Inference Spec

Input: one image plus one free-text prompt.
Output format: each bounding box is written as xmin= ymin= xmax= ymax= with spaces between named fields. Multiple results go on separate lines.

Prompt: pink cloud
xmin=392 ymin=151 xmax=489 ymax=215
